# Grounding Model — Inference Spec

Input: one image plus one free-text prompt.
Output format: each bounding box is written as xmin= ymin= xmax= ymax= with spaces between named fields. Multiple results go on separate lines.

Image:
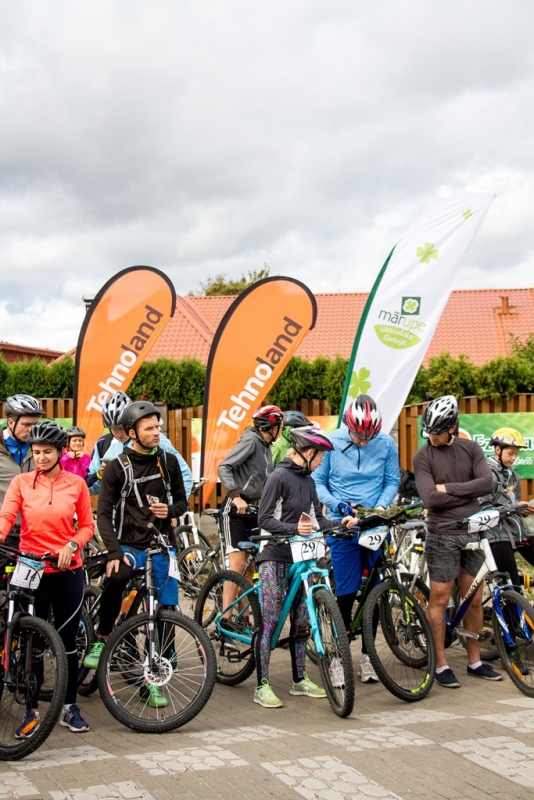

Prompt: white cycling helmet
xmin=421 ymin=395 xmax=458 ymax=437
xmin=102 ymin=391 xmax=131 ymax=428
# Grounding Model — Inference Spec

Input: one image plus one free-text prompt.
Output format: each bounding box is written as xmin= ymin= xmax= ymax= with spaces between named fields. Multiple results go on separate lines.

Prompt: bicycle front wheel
xmin=363 ymin=579 xmax=435 ymax=702
xmin=0 ymin=615 xmax=68 ymax=760
xmin=313 ymin=588 xmax=354 ymax=717
xmin=195 ymin=570 xmax=260 ymax=686
xmin=97 ymin=610 xmax=216 ymax=732
xmin=493 ymin=589 xmax=534 ymax=697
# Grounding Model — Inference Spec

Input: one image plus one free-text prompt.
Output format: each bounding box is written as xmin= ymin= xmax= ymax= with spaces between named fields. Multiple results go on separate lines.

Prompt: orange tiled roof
xmin=147 ymin=288 xmax=534 ymax=367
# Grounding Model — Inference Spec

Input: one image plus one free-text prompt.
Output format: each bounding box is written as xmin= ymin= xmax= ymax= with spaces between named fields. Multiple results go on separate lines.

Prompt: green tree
xmin=129 ymin=358 xmax=205 ymax=408
xmin=189 ymin=266 xmax=270 ymax=296
xmin=0 ymin=351 xmax=9 ymax=401
xmin=4 ymin=359 xmax=49 ymax=399
xmin=406 ymin=364 xmax=431 ymax=404
xmin=324 ymin=356 xmax=349 ymax=413
xmin=46 ymin=356 xmax=75 ymax=398
xmin=476 ymin=355 xmax=534 ymax=400
xmin=427 ymin=352 xmax=478 ymax=399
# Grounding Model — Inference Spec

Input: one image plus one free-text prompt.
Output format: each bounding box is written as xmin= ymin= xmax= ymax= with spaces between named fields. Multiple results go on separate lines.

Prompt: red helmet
xmin=252 ymin=405 xmax=283 ymax=430
xmin=343 ymin=395 xmax=382 ymax=441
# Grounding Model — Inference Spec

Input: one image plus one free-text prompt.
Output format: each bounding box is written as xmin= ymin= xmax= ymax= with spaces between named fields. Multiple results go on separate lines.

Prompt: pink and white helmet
xmin=290 ymin=425 xmax=334 ymax=452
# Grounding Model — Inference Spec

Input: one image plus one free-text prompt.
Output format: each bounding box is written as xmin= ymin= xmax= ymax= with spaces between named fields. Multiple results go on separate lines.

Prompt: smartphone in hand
xmin=300 ymin=512 xmax=312 ymax=522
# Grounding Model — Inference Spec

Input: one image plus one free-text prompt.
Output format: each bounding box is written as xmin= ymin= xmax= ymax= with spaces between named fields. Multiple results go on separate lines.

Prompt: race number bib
xmin=168 ymin=555 xmax=180 ymax=581
xmin=357 ymin=526 xmax=389 ymax=551
xmin=10 ymin=557 xmax=45 ymax=590
xmin=290 ymin=535 xmax=325 ymax=563
xmin=467 ymin=509 xmax=500 ymax=533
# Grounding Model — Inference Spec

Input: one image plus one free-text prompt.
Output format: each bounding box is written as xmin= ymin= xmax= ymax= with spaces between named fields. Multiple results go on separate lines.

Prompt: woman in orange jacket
xmin=0 ymin=421 xmax=94 ymax=738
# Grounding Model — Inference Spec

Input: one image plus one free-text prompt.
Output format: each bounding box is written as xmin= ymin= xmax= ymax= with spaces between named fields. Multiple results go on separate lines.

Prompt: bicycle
xmin=316 ymin=505 xmax=436 ymax=703
xmin=176 ymin=503 xmax=259 ymax=611
xmin=195 ymin=532 xmax=355 ymax=718
xmin=0 ymin=544 xmax=68 ymax=760
xmin=96 ymin=530 xmax=217 ymax=732
xmin=435 ymin=506 xmax=534 ymax=696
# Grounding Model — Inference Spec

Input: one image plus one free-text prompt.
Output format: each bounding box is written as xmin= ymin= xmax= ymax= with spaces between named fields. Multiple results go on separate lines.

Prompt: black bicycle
xmin=96 ymin=531 xmax=217 ymax=732
xmin=0 ymin=545 xmax=68 ymax=760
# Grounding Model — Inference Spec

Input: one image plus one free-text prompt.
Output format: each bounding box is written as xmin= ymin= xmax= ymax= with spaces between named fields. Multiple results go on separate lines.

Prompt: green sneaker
xmin=140 ymin=684 xmax=168 ymax=708
xmin=253 ymin=679 xmax=283 ymax=708
xmin=289 ymin=672 xmax=326 ymax=698
xmin=83 ymin=640 xmax=105 ymax=670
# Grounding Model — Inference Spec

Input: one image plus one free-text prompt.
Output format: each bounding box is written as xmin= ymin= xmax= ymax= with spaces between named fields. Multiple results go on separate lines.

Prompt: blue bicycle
xmin=195 ymin=532 xmax=355 ymax=717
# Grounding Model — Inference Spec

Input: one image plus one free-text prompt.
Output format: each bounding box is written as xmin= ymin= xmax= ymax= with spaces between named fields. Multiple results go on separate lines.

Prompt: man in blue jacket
xmin=313 ymin=394 xmax=399 ymax=683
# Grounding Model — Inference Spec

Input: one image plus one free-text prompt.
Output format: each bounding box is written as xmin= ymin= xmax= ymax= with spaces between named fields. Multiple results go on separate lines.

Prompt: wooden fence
xmin=2 ymin=395 xmax=533 ymax=503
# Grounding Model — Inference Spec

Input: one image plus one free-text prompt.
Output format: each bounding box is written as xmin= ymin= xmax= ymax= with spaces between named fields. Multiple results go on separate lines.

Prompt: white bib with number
xmin=357 ymin=526 xmax=389 ymax=551
xmin=290 ymin=536 xmax=325 ymax=563
xmin=168 ymin=555 xmax=180 ymax=581
xmin=11 ymin=557 xmax=45 ymax=590
xmin=467 ymin=509 xmax=500 ymax=533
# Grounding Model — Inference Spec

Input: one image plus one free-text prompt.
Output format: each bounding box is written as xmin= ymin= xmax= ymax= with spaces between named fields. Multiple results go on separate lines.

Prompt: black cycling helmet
xmin=65 ymin=426 xmax=86 ymax=440
xmin=102 ymin=391 xmax=131 ymax=428
xmin=421 ymin=395 xmax=458 ymax=437
xmin=252 ymin=405 xmax=283 ymax=431
xmin=27 ymin=421 xmax=68 ymax=449
xmin=283 ymin=410 xmax=311 ymax=428
xmin=4 ymin=394 xmax=45 ymax=418
xmin=121 ymin=401 xmax=161 ymax=436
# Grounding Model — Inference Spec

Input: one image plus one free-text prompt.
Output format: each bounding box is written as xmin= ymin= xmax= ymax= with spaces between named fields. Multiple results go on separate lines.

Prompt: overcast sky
xmin=1 ymin=1 xmax=533 ymax=351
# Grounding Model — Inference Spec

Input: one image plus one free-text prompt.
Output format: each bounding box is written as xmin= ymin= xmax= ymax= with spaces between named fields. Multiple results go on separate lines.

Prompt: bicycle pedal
xmin=457 ymin=626 xmax=487 ymax=641
xmin=221 ymin=643 xmax=243 ymax=662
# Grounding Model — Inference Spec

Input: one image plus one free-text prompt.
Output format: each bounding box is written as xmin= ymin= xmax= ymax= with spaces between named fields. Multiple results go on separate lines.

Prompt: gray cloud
xmin=1 ymin=0 xmax=533 ymax=349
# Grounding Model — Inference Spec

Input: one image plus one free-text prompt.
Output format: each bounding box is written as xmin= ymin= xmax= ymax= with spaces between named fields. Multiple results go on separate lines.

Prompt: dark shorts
xmin=425 ymin=532 xmax=485 ymax=584
xmin=219 ymin=497 xmax=259 ymax=554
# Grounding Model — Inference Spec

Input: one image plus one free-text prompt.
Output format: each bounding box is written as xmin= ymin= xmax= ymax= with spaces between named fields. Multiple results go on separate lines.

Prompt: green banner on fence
xmin=418 ymin=413 xmax=534 ymax=478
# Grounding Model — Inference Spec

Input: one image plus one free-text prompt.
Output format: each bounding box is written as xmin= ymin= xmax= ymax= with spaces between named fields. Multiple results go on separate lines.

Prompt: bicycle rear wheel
xmin=363 ymin=579 xmax=435 ymax=702
xmin=493 ymin=589 xmax=534 ymax=696
xmin=97 ymin=609 xmax=216 ymax=732
xmin=313 ymin=587 xmax=354 ymax=717
xmin=178 ymin=545 xmax=220 ymax=616
xmin=0 ymin=616 xmax=68 ymax=760
xmin=195 ymin=570 xmax=260 ymax=686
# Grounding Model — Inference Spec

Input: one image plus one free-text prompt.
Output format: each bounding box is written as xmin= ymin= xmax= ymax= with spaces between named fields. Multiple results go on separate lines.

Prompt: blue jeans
xmin=121 ymin=545 xmax=179 ymax=606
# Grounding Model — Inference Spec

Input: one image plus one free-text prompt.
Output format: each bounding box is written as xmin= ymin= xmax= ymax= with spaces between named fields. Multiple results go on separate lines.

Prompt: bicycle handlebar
xmin=435 ymin=504 xmax=522 ymax=531
xmin=0 ymin=543 xmax=71 ymax=570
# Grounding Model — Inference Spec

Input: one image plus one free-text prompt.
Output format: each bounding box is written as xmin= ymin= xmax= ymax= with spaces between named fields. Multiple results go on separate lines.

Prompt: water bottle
xmin=358 ymin=569 xmax=369 ymax=594
xmin=338 ymin=502 xmax=356 ymax=518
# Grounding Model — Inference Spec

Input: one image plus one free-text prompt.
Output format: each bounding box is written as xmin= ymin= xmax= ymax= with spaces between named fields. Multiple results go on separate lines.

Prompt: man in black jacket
xmin=83 ymin=401 xmax=187 ymax=702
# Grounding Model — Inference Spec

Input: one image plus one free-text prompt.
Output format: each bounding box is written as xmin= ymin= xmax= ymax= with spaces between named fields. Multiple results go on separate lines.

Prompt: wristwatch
xmin=68 ymin=541 xmax=79 ymax=553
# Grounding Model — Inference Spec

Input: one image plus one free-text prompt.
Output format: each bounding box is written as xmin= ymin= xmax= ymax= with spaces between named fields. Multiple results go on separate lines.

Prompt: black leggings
xmin=34 ymin=568 xmax=84 ymax=706
xmin=490 ymin=540 xmax=534 ymax=590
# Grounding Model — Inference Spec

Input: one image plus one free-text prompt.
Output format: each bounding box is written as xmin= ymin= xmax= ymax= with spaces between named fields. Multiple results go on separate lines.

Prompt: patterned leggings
xmin=256 ymin=561 xmax=309 ymax=684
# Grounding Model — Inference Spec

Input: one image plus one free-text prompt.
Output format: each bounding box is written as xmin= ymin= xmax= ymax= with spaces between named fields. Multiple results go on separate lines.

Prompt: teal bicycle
xmin=195 ymin=532 xmax=355 ymax=717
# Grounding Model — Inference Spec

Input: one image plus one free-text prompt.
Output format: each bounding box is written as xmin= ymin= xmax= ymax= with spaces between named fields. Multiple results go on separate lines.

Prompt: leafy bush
xmin=476 ymin=355 xmax=534 ymax=401
xmin=47 ymin=356 xmax=75 ymax=398
xmin=426 ymin=352 xmax=478 ymax=399
xmin=4 ymin=359 xmax=49 ymax=399
xmin=129 ymin=357 xmax=205 ymax=408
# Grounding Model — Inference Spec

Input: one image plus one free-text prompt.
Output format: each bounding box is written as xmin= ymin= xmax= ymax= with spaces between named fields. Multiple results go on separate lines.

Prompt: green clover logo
xmin=416 ymin=242 xmax=439 ymax=264
xmin=348 ymin=367 xmax=372 ymax=398
xmin=462 ymin=209 xmax=473 ymax=219
xmin=402 ymin=297 xmax=420 ymax=314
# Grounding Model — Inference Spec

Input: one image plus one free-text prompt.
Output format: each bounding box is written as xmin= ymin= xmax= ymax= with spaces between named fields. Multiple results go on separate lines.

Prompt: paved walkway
xmin=2 ymin=638 xmax=534 ymax=800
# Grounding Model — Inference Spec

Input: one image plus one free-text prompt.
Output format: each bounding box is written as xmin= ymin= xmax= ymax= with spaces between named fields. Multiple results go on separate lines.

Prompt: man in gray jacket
xmin=0 ymin=394 xmax=45 ymax=557
xmin=218 ymin=405 xmax=283 ymax=577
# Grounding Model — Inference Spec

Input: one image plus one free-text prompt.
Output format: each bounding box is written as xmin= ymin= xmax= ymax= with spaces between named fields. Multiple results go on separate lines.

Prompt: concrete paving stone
xmin=474 ymin=710 xmax=534 ymax=735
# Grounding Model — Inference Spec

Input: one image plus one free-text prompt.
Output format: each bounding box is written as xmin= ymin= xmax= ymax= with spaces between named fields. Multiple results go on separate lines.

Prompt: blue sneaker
xmin=435 ymin=668 xmax=460 ymax=688
xmin=60 ymin=704 xmax=90 ymax=732
xmin=467 ymin=663 xmax=502 ymax=681
xmin=15 ymin=709 xmax=40 ymax=739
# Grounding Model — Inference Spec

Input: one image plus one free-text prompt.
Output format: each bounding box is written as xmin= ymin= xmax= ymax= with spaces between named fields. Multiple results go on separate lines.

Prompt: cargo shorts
xmin=425 ymin=531 xmax=485 ymax=584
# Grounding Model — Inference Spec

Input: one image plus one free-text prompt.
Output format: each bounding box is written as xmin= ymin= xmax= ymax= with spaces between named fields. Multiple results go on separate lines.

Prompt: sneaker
xmin=435 ymin=667 xmax=460 ymax=688
xmin=139 ymin=684 xmax=169 ymax=708
xmin=329 ymin=657 xmax=345 ymax=689
xmin=253 ymin=679 xmax=283 ymax=708
xmin=15 ymin=709 xmax=40 ymax=739
xmin=467 ymin=663 xmax=503 ymax=681
xmin=289 ymin=672 xmax=326 ymax=698
xmin=358 ymin=655 xmax=379 ymax=684
xmin=59 ymin=704 xmax=90 ymax=732
xmin=83 ymin=640 xmax=105 ymax=669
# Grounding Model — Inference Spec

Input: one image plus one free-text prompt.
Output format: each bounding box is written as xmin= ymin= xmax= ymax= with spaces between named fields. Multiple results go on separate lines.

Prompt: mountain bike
xmin=97 ymin=531 xmax=217 ymax=732
xmin=0 ymin=545 xmax=68 ymax=760
xmin=195 ymin=532 xmax=355 ymax=718
xmin=435 ymin=506 xmax=534 ymax=696
xmin=315 ymin=505 xmax=436 ymax=703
